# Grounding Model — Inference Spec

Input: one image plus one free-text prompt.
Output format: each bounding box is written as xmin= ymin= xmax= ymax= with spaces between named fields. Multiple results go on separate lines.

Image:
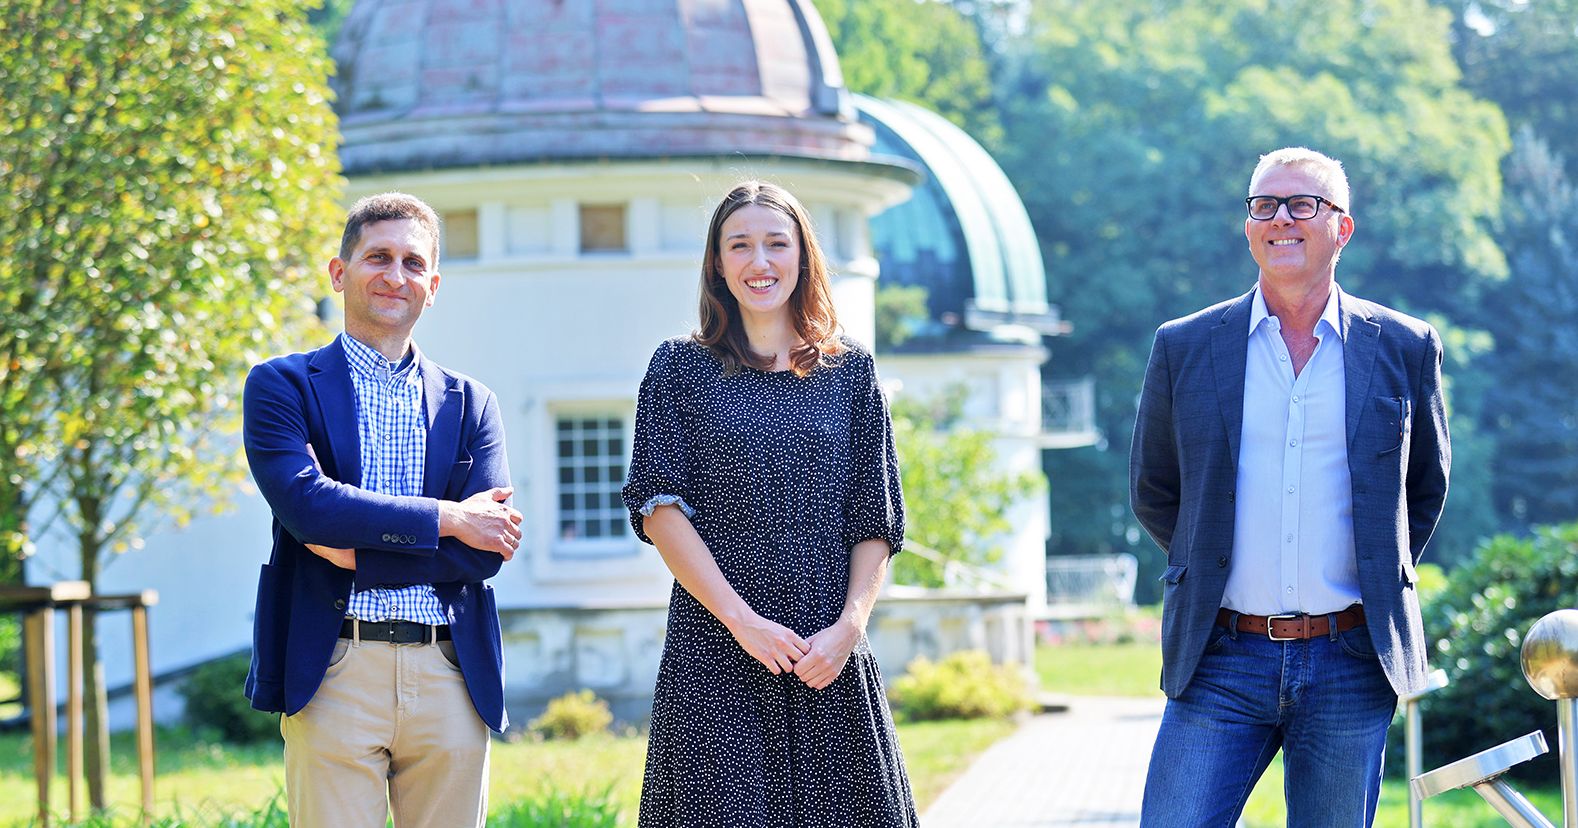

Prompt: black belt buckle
xmin=380 ymin=619 xmax=407 ymax=644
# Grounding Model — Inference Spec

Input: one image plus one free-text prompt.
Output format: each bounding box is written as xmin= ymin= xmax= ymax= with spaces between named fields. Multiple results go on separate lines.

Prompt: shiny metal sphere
xmin=1521 ymin=609 xmax=1578 ymax=700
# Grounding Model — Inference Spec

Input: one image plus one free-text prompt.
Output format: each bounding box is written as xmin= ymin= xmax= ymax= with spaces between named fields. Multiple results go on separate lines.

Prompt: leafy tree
xmin=891 ymin=390 xmax=1045 ymax=587
xmin=813 ymin=0 xmax=1000 ymax=144
xmin=1479 ymin=128 xmax=1578 ymax=527
xmin=1435 ymin=0 xmax=1578 ymax=180
xmin=996 ymin=0 xmax=1509 ymax=584
xmin=873 ymin=284 xmax=931 ymax=351
xmin=1 ymin=0 xmax=341 ymax=808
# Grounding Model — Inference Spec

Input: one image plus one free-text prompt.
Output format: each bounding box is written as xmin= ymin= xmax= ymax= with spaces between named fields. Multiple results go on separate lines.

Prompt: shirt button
xmin=1292 ymin=395 xmax=1301 ymax=403
xmin=1290 ymin=440 xmax=1298 ymax=447
xmin=1286 ymin=586 xmax=1294 ymax=593
xmin=1286 ymin=534 xmax=1294 ymax=543
xmin=1287 ymin=486 xmax=1295 ymax=494
xmin=1280 ymin=354 xmax=1287 ymax=362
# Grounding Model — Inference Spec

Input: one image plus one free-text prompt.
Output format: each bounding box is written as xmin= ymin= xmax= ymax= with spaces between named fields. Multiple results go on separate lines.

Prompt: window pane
xmin=555 ymin=413 xmax=630 ymax=549
xmin=443 ymin=209 xmax=479 ymax=261
xmin=579 ymin=204 xmax=627 ymax=253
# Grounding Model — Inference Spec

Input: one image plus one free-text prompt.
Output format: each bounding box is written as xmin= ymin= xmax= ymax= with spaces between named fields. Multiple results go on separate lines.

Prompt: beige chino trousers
xmin=281 ymin=637 xmax=490 ymax=828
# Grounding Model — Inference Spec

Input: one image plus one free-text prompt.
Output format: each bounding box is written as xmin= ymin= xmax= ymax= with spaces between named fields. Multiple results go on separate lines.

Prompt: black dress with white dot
xmin=623 ymin=336 xmax=916 ymax=828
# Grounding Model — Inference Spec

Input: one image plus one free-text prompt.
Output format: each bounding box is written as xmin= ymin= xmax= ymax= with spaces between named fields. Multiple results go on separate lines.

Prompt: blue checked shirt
xmin=340 ymin=333 xmax=446 ymax=626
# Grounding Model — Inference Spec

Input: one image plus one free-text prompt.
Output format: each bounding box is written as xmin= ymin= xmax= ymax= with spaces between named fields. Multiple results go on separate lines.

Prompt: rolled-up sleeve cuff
xmin=640 ymin=494 xmax=696 ymax=519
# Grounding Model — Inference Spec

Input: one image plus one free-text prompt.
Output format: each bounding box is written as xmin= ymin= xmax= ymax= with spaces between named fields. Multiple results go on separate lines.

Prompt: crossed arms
xmin=242 ymin=359 xmax=522 ymax=586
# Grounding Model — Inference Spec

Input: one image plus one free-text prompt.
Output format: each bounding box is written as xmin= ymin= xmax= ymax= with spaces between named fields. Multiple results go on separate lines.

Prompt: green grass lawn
xmin=1035 ymin=640 xmax=1164 ymax=697
xmin=0 ymin=716 xmax=1014 ymax=826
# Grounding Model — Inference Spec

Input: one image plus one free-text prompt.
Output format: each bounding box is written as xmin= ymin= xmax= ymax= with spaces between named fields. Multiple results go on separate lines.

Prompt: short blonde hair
xmin=1248 ymin=147 xmax=1351 ymax=215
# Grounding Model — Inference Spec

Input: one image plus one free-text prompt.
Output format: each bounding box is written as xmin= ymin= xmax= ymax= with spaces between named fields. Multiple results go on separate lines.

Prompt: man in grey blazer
xmin=1130 ymin=147 xmax=1449 ymax=826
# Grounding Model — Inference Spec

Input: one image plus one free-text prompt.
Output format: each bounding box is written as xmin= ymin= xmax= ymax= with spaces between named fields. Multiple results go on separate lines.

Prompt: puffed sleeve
xmin=843 ymin=348 xmax=906 ymax=555
xmin=622 ymin=339 xmax=698 ymax=545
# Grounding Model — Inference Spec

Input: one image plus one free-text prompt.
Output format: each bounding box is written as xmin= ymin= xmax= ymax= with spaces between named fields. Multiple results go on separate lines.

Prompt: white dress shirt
xmin=1223 ymin=285 xmax=1361 ymax=616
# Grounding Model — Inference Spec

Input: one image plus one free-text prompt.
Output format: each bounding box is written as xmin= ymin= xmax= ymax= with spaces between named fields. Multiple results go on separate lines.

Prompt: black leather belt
xmin=339 ymin=618 xmax=450 ymax=644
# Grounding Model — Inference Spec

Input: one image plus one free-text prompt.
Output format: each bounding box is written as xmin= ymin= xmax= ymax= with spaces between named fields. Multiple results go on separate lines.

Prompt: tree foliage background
xmin=1 ymin=0 xmax=341 ymax=805
xmin=823 ymin=0 xmax=1578 ymax=600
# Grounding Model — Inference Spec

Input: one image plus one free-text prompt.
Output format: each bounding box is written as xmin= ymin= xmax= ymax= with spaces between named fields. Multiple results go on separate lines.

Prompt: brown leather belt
xmin=1217 ymin=605 xmax=1366 ymax=641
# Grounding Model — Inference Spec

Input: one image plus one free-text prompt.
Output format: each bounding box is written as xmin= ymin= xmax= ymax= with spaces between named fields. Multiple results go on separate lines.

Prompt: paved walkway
xmin=922 ymin=696 xmax=1167 ymax=827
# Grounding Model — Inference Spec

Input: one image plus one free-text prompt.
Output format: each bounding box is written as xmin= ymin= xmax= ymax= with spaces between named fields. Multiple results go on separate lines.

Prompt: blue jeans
xmin=1139 ymin=622 xmax=1397 ymax=827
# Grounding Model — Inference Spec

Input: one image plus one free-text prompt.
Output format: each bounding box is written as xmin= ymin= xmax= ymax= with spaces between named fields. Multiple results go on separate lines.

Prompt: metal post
xmin=1403 ymin=669 xmax=1448 ymax=828
xmin=1475 ymin=777 xmax=1557 ymax=828
xmin=1406 ymin=696 xmax=1425 ymax=828
xmin=1558 ymin=699 xmax=1576 ymax=828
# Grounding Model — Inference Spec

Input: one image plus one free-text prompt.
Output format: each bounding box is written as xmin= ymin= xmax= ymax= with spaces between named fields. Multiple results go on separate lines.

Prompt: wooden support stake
xmin=67 ymin=604 xmax=83 ymax=824
xmin=23 ymin=609 xmax=55 ymax=828
xmin=132 ymin=605 xmax=156 ymax=822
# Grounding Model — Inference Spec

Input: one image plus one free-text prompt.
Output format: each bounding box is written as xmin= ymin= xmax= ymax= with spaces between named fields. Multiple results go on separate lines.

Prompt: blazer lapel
xmin=1210 ymin=289 xmax=1255 ymax=466
xmin=420 ymin=352 xmax=463 ymax=499
xmin=1341 ymin=289 xmax=1382 ymax=449
xmin=307 ymin=338 xmax=361 ymax=486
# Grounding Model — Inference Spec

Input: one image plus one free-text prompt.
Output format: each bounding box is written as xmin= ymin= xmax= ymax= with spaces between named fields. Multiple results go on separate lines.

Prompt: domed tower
xmin=332 ymin=0 xmax=873 ymax=172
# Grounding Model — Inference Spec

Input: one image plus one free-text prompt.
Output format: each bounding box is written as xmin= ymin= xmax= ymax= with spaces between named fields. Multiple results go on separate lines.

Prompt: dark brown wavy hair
xmin=695 ymin=181 xmax=845 ymax=377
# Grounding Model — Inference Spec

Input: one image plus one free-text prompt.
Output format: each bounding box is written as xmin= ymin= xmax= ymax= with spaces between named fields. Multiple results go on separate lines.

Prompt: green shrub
xmin=528 ymin=690 xmax=613 ymax=741
xmin=1412 ymin=523 xmax=1578 ymax=782
xmin=179 ymin=651 xmax=281 ymax=744
xmin=489 ymin=787 xmax=622 ymax=827
xmin=888 ymin=650 xmax=1033 ymax=722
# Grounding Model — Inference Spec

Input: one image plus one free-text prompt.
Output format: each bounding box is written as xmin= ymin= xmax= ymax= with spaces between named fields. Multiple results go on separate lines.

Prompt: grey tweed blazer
xmin=1129 ymin=286 xmax=1450 ymax=698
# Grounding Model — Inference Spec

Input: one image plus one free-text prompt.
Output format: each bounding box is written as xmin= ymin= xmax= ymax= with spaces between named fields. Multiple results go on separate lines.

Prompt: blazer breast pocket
xmin=1374 ymin=395 xmax=1411 ymax=457
xmin=447 ymin=454 xmax=474 ymax=493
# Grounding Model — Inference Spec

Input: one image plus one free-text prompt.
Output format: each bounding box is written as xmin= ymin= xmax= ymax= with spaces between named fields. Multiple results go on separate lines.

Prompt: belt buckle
xmin=1264 ymin=613 xmax=1301 ymax=641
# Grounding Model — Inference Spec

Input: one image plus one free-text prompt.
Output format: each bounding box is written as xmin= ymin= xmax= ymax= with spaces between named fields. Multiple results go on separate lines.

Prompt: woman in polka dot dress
xmin=623 ymin=181 xmax=916 ymax=827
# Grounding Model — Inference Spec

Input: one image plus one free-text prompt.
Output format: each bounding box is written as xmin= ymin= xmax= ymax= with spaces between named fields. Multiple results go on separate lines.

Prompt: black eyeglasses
xmin=1245 ymin=194 xmax=1345 ymax=221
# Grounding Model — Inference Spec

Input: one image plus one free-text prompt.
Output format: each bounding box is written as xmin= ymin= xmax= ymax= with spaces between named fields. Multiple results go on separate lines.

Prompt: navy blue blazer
xmin=241 ymin=337 xmax=511 ymax=731
xmin=1130 ymin=287 xmax=1450 ymax=698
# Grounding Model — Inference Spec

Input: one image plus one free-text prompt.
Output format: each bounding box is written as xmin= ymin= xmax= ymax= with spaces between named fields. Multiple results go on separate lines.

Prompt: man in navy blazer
xmin=1130 ymin=148 xmax=1449 ymax=826
xmin=243 ymin=192 xmax=522 ymax=827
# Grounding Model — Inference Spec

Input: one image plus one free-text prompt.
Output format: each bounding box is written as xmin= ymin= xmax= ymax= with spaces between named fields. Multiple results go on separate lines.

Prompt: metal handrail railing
xmin=1412 ymin=609 xmax=1578 ymax=827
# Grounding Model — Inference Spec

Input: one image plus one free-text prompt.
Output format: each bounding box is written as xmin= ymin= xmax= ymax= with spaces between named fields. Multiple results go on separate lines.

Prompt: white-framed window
xmin=554 ymin=414 xmax=629 ymax=545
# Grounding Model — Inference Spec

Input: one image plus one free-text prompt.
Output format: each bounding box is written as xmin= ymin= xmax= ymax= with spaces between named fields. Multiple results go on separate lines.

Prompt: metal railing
xmin=1044 ymin=553 xmax=1136 ymax=617
xmin=1411 ymin=609 xmax=1578 ymax=827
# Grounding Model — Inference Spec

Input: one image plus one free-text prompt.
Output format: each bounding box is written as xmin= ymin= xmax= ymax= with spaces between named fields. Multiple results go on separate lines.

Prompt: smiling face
xmin=716 ymin=203 xmax=801 ymax=326
xmin=330 ymin=217 xmax=440 ymax=344
xmin=1245 ymin=164 xmax=1354 ymax=288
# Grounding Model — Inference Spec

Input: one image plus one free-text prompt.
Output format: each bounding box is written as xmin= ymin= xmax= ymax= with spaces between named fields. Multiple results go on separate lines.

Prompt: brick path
xmin=922 ymin=696 xmax=1167 ymax=827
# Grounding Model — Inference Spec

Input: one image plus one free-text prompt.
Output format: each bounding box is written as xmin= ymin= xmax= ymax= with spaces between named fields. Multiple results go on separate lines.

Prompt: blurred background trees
xmin=824 ymin=0 xmax=1576 ymax=595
